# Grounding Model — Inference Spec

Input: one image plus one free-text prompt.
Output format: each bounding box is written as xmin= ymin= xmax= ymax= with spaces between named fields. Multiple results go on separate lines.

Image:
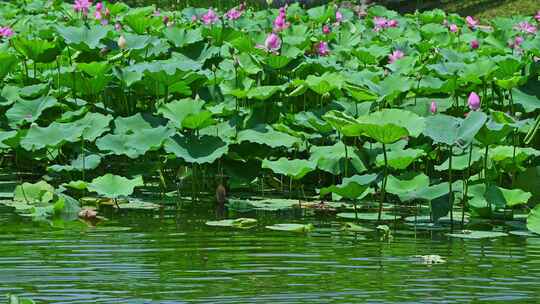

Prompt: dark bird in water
xmin=216 ymin=183 xmax=227 ymax=207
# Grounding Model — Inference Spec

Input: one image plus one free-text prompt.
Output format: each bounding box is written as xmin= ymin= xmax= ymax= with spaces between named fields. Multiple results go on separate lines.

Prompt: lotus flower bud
xmin=470 ymin=39 xmax=479 ymax=49
xmin=430 ymin=101 xmax=437 ymax=114
xmin=468 ymin=92 xmax=480 ymax=111
xmin=117 ymin=35 xmax=127 ymax=49
xmin=449 ymin=24 xmax=458 ymax=33
xmin=323 ymin=25 xmax=331 ymax=34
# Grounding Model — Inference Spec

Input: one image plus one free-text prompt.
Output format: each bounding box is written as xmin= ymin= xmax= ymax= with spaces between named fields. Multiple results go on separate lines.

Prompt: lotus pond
xmin=1 ymin=0 xmax=540 ymax=301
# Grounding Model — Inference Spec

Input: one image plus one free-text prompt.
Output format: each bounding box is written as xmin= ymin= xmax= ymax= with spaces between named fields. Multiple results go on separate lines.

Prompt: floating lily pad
xmin=205 ymin=218 xmax=258 ymax=229
xmin=88 ymin=174 xmax=144 ymax=199
xmin=265 ymin=223 xmax=314 ymax=233
xmin=447 ymin=230 xmax=508 ymax=239
xmin=342 ymin=222 xmax=374 ymax=232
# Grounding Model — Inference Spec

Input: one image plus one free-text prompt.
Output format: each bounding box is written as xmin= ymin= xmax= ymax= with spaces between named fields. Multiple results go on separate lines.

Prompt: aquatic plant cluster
xmin=1 ymin=0 xmax=540 ymax=232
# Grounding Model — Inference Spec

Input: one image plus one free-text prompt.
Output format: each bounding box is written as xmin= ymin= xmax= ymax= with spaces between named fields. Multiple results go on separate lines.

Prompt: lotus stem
xmin=378 ymin=143 xmax=389 ymax=221
xmin=448 ymin=145 xmax=453 ymax=230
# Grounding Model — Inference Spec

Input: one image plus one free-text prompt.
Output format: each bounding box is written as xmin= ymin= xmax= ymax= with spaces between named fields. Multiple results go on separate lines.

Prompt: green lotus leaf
xmin=337 ymin=212 xmax=397 ymax=221
xmin=164 ymin=26 xmax=203 ymax=48
xmin=19 ymin=83 xmax=49 ymax=99
xmin=322 ymin=110 xmax=358 ymax=133
xmin=182 ymin=111 xmax=215 ymax=130
xmin=309 ymin=142 xmax=367 ymax=175
xmin=319 ymin=174 xmax=377 ymax=199
xmin=424 ymin=111 xmax=487 ymax=146
xmin=12 ymin=36 xmax=60 ymax=63
xmin=157 ymin=98 xmax=205 ymax=129
xmin=205 ymin=218 xmax=258 ymax=229
xmin=56 ymin=25 xmax=109 ymax=50
xmin=63 ymin=180 xmax=88 ymax=190
xmin=385 ymin=174 xmax=430 ymax=198
xmin=262 ymin=158 xmax=316 ymax=180
xmin=237 ymin=124 xmax=300 ymax=148
xmin=527 ymin=204 xmax=540 ymax=235
xmin=7 ymin=294 xmax=36 ymax=304
xmin=246 ymin=85 xmax=285 ymax=100
xmin=447 ymin=230 xmax=508 ymax=239
xmin=512 ymin=88 xmax=540 ymax=112
xmin=20 ymin=122 xmax=85 ymax=151
xmin=305 ymin=72 xmax=345 ymax=95
xmin=376 ymin=148 xmax=425 ymax=170
xmin=13 ymin=181 xmax=55 ymax=204
xmin=0 ymin=51 xmax=17 ymax=80
xmin=114 ymin=113 xmax=153 ymax=134
xmin=77 ymin=61 xmax=112 ymax=77
xmin=475 ymin=111 xmax=516 ymax=146
xmin=124 ymin=10 xmax=162 ymax=34
xmin=49 ymin=154 xmax=101 ymax=172
xmin=121 ymin=33 xmax=153 ymax=50
xmin=0 ymin=130 xmax=17 ymax=149
xmin=435 ymin=147 xmax=483 ymax=171
xmin=75 ymin=112 xmax=113 ymax=141
xmin=265 ymin=223 xmax=314 ymax=233
xmin=164 ymin=135 xmax=228 ymax=164
xmin=87 ymin=174 xmax=144 ymax=198
xmin=226 ymin=198 xmax=301 ymax=212
xmin=342 ymin=222 xmax=374 ymax=232
xmin=5 ymin=95 xmax=58 ymax=127
xmin=96 ymin=126 xmax=173 ymax=158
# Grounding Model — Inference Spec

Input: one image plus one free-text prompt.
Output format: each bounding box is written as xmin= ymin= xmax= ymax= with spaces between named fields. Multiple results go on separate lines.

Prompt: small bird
xmin=216 ymin=183 xmax=227 ymax=207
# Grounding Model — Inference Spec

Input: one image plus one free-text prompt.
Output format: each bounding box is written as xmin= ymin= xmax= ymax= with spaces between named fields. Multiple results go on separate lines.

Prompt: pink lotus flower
xmin=163 ymin=15 xmax=170 ymax=25
xmin=95 ymin=1 xmax=103 ymax=11
xmin=373 ymin=16 xmax=388 ymax=32
xmin=516 ymin=21 xmax=537 ymax=34
xmin=388 ymin=50 xmax=404 ymax=64
xmin=202 ymin=8 xmax=219 ymax=25
xmin=449 ymin=24 xmax=458 ymax=33
xmin=322 ymin=25 xmax=331 ymax=34
xmin=535 ymin=11 xmax=540 ymax=22
xmin=225 ymin=7 xmax=243 ymax=20
xmin=335 ymin=11 xmax=343 ymax=23
xmin=514 ymin=36 xmax=524 ymax=47
xmin=317 ymin=41 xmax=330 ymax=56
xmin=470 ymin=39 xmax=479 ymax=49
xmin=387 ymin=19 xmax=398 ymax=28
xmin=273 ymin=7 xmax=290 ymax=32
xmin=0 ymin=26 xmax=14 ymax=38
xmin=264 ymin=32 xmax=281 ymax=51
xmin=114 ymin=22 xmax=122 ymax=31
xmin=74 ymin=0 xmax=92 ymax=15
xmin=191 ymin=15 xmax=198 ymax=22
xmin=94 ymin=9 xmax=102 ymax=20
xmin=468 ymin=92 xmax=481 ymax=111
xmin=430 ymin=101 xmax=437 ymax=114
xmin=466 ymin=16 xmax=478 ymax=29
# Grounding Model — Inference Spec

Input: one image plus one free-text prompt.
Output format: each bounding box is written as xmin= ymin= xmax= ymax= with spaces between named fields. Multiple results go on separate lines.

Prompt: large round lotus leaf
xmin=114 ymin=113 xmax=153 ymax=133
xmin=345 ymin=109 xmax=424 ymax=140
xmin=0 ymin=130 xmax=17 ymax=149
xmin=385 ymin=174 xmax=430 ymax=197
xmin=75 ymin=112 xmax=113 ymax=141
xmin=319 ymin=174 xmax=377 ymax=199
xmin=262 ymin=158 xmax=316 ymax=179
xmin=182 ymin=111 xmax=215 ymax=130
xmin=77 ymin=61 xmax=112 ymax=77
xmin=447 ymin=230 xmax=508 ymax=239
xmin=13 ymin=181 xmax=55 ymax=204
xmin=527 ymin=205 xmax=540 ymax=235
xmin=309 ymin=142 xmax=367 ymax=175
xmin=164 ymin=26 xmax=203 ymax=48
xmin=164 ymin=135 xmax=228 ymax=164
xmin=237 ymin=124 xmax=300 ymax=148
xmin=305 ymin=72 xmax=345 ymax=95
xmin=227 ymin=198 xmax=300 ymax=212
xmin=322 ymin=110 xmax=357 ymax=133
xmin=5 ymin=95 xmax=58 ymax=127
xmin=49 ymin=154 xmax=101 ymax=172
xmin=56 ymin=25 xmax=109 ymax=50
xmin=206 ymin=218 xmax=258 ymax=229
xmin=435 ymin=147 xmax=483 ymax=171
xmin=157 ymin=98 xmax=205 ymax=129
xmin=424 ymin=112 xmax=487 ymax=146
xmin=21 ymin=122 xmax=85 ymax=151
xmin=337 ymin=212 xmax=398 ymax=221
xmin=490 ymin=146 xmax=540 ymax=165
xmin=266 ymin=223 xmax=314 ymax=233
xmin=12 ymin=36 xmax=60 ymax=63
xmin=87 ymin=174 xmax=144 ymax=199
xmin=96 ymin=126 xmax=173 ymax=158
xmin=475 ymin=111 xmax=515 ymax=146
xmin=376 ymin=148 xmax=425 ymax=170
xmin=0 ymin=51 xmax=17 ymax=80
xmin=247 ymin=85 xmax=286 ymax=100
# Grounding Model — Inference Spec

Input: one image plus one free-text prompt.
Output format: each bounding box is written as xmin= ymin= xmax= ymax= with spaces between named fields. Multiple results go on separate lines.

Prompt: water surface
xmin=1 ymin=206 xmax=539 ymax=303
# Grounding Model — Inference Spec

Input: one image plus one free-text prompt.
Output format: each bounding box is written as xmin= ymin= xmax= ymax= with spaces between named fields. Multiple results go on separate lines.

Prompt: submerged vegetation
xmin=0 ymin=0 xmax=540 ymax=237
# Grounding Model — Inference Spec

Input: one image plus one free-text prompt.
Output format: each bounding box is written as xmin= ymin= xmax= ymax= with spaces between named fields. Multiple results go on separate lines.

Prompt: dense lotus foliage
xmin=1 ymin=0 xmax=540 ymax=232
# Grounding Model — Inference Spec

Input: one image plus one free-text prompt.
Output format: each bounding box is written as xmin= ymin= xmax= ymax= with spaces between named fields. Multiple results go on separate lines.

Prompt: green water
xmin=1 ymin=206 xmax=540 ymax=303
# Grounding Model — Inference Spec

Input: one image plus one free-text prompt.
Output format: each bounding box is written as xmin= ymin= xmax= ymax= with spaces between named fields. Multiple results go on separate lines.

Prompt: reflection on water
xmin=1 ymin=206 xmax=539 ymax=303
